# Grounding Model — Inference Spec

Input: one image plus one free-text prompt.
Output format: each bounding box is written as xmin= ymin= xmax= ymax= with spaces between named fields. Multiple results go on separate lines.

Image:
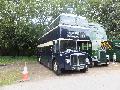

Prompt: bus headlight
xmin=60 ymin=54 xmax=62 ymax=56
xmin=66 ymin=59 xmax=70 ymax=64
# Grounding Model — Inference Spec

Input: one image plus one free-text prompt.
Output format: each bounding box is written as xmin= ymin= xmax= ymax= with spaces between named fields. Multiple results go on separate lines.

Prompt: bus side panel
xmin=46 ymin=46 xmax=53 ymax=68
xmin=40 ymin=47 xmax=48 ymax=66
xmin=40 ymin=46 xmax=53 ymax=68
xmin=53 ymin=54 xmax=65 ymax=70
xmin=99 ymin=51 xmax=107 ymax=63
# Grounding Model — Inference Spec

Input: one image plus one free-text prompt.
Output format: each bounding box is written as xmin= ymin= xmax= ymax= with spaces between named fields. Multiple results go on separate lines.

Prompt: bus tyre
xmin=89 ymin=64 xmax=93 ymax=68
xmin=81 ymin=68 xmax=87 ymax=73
xmin=52 ymin=60 xmax=61 ymax=75
xmin=89 ymin=62 xmax=94 ymax=68
xmin=105 ymin=62 xmax=109 ymax=66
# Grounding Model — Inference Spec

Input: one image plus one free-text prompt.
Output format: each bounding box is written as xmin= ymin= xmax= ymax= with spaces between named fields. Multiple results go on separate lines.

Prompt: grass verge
xmin=0 ymin=56 xmax=37 ymax=65
xmin=0 ymin=69 xmax=22 ymax=86
xmin=0 ymin=56 xmax=37 ymax=86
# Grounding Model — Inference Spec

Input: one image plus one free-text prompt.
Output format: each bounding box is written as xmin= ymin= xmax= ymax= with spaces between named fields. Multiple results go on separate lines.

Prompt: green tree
xmin=78 ymin=0 xmax=120 ymax=40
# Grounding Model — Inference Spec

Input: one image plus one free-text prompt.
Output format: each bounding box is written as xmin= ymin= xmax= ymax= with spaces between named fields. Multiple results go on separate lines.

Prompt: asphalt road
xmin=1 ymin=63 xmax=120 ymax=90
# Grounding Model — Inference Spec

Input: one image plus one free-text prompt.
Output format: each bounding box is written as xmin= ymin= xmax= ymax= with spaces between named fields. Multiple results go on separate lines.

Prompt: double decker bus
xmin=88 ymin=23 xmax=109 ymax=66
xmin=37 ymin=13 xmax=92 ymax=75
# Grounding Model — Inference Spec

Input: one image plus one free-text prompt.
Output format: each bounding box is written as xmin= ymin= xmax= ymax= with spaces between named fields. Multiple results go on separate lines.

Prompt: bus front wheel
xmin=52 ymin=60 xmax=61 ymax=75
xmin=80 ymin=68 xmax=87 ymax=73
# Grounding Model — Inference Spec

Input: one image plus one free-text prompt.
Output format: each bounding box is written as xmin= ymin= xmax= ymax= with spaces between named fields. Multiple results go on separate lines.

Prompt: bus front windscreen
xmin=60 ymin=40 xmax=76 ymax=52
xmin=77 ymin=41 xmax=92 ymax=52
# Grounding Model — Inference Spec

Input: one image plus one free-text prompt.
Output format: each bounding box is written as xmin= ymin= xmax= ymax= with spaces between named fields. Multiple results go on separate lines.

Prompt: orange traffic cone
xmin=22 ymin=62 xmax=29 ymax=81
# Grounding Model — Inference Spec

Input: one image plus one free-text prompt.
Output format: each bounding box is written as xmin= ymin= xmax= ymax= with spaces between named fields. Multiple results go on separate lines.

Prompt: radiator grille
xmin=71 ymin=55 xmax=77 ymax=65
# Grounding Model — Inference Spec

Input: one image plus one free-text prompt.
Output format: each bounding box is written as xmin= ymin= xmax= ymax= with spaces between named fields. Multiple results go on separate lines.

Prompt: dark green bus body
xmin=106 ymin=40 xmax=120 ymax=62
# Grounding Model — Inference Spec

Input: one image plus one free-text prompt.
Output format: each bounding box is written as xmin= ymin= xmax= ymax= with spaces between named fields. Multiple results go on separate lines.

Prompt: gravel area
xmin=0 ymin=62 xmax=120 ymax=90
